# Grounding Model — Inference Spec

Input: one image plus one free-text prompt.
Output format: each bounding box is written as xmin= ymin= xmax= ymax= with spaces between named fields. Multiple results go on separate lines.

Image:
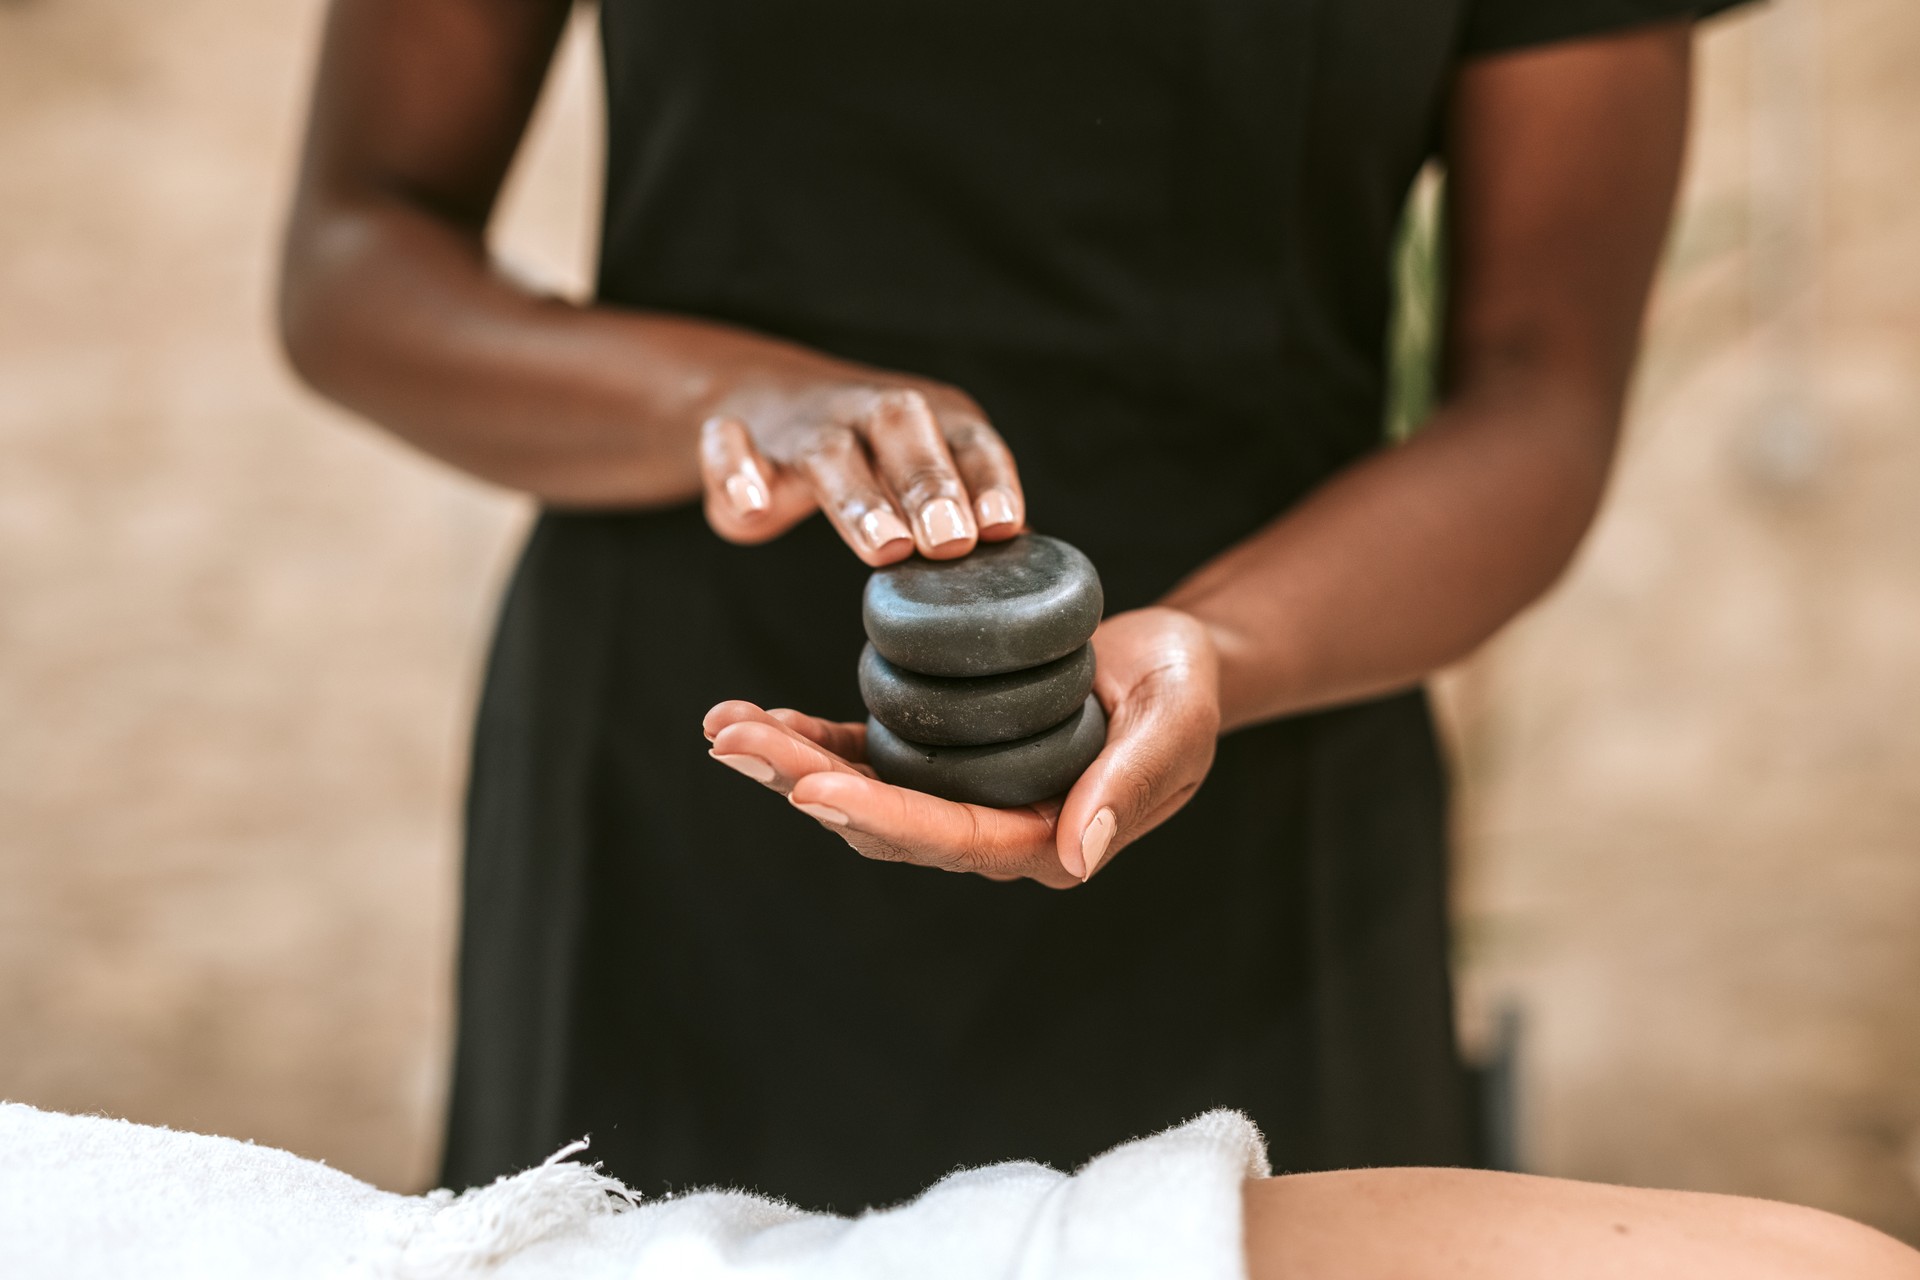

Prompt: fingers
xmin=704 ymin=413 xmax=914 ymax=564
xmin=1054 ymin=611 xmax=1222 ymax=881
xmin=943 ymin=416 xmax=1025 ymax=540
xmin=702 ymin=698 xmax=773 ymax=741
xmin=766 ymin=707 xmax=870 ymax=764
xmin=790 ymin=421 xmax=918 ymax=566
xmin=709 ymin=713 xmax=873 ymax=797
xmin=1056 ymin=726 xmax=1199 ymax=881
xmin=703 ymin=703 xmax=1073 ymax=885
xmin=709 ymin=607 xmax=1227 ymax=891
xmin=704 ymin=385 xmax=1026 ymax=566
xmin=699 ymin=417 xmax=816 ymax=545
xmin=789 ymin=769 xmax=1071 ymax=883
xmin=863 ymin=390 xmax=978 ymax=559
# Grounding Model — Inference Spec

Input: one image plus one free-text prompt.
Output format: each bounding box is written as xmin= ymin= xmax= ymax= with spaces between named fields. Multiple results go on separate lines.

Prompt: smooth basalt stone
xmin=864 ymin=695 xmax=1108 ymax=808
xmin=859 ymin=642 xmax=1096 ymax=747
xmin=862 ymin=534 xmax=1103 ymax=678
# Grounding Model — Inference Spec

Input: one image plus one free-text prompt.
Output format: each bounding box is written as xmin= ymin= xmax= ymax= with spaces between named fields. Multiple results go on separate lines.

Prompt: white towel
xmin=0 ymin=1101 xmax=1267 ymax=1279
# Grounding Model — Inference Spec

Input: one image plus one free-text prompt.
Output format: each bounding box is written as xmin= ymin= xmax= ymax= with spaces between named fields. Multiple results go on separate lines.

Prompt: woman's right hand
xmin=280 ymin=0 xmax=1030 ymax=539
xmin=698 ymin=379 xmax=1026 ymax=566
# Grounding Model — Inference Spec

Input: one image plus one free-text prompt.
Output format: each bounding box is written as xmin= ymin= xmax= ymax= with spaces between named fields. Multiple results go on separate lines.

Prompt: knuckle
xmin=871 ymin=388 xmax=931 ymax=422
xmin=942 ymin=418 xmax=999 ymax=454
xmin=1116 ymin=764 xmax=1159 ymax=821
xmin=795 ymin=423 xmax=857 ymax=469
xmin=894 ymin=464 xmax=961 ymax=509
xmin=925 ymin=384 xmax=985 ymax=420
xmin=955 ymin=806 xmax=992 ymax=869
xmin=957 ymin=807 xmax=1020 ymax=877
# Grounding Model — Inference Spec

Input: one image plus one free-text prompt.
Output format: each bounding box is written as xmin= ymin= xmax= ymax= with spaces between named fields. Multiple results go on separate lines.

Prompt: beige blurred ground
xmin=1 ymin=0 xmax=1915 ymax=1242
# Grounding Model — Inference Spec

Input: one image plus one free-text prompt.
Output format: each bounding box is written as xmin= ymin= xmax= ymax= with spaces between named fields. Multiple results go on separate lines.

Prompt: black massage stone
xmin=862 ymin=534 xmax=1103 ymax=678
xmin=859 ymin=642 xmax=1097 ymax=747
xmin=864 ymin=695 xmax=1108 ymax=808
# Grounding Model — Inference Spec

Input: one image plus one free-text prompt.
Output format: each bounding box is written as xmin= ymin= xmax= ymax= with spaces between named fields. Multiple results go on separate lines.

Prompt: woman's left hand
xmin=703 ymin=607 xmax=1221 ymax=888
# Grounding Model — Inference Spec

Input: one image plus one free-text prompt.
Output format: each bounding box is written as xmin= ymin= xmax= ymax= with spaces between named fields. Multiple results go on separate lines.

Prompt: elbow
xmin=274 ymin=291 xmax=321 ymax=396
xmin=275 ymin=228 xmax=340 ymax=400
xmin=275 ymin=193 xmax=387 ymax=402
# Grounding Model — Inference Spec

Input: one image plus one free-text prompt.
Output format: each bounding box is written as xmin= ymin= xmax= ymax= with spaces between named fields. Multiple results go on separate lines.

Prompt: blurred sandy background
xmin=1 ymin=0 xmax=1915 ymax=1242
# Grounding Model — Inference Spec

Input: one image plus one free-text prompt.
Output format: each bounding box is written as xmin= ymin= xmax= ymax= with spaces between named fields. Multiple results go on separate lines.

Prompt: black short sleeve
xmin=1460 ymin=0 xmax=1760 ymax=58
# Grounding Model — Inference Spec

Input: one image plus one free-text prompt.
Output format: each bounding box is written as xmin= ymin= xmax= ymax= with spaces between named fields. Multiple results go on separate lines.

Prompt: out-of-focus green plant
xmin=1384 ymin=164 xmax=1447 ymax=442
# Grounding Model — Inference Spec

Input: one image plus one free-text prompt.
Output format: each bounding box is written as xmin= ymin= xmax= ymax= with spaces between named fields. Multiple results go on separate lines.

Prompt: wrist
xmin=1108 ymin=604 xmax=1226 ymax=738
xmin=1152 ymin=597 xmax=1310 ymax=735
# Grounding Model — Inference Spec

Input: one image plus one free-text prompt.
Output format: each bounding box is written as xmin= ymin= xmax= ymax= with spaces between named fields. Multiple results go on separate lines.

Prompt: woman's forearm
xmin=277 ymin=191 xmax=865 ymax=508
xmin=280 ymin=0 xmax=1015 ymax=546
xmin=1168 ymin=23 xmax=1696 ymax=733
xmin=1162 ymin=379 xmax=1619 ymax=732
xmin=1167 ymin=17 xmax=1696 ymax=735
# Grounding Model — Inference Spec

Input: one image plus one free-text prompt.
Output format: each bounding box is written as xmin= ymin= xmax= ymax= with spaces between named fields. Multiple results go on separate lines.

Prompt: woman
xmin=281 ymin=0 xmax=1746 ymax=1207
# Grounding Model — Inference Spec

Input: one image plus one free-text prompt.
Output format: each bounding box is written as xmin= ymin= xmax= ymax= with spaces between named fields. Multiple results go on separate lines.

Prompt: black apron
xmin=441 ymin=0 xmax=1745 ymax=1209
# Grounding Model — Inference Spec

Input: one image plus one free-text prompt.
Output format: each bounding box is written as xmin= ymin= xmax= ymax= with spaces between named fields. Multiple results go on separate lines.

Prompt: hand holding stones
xmin=706 ymin=599 xmax=1219 ymax=886
xmin=859 ymin=535 xmax=1108 ymax=807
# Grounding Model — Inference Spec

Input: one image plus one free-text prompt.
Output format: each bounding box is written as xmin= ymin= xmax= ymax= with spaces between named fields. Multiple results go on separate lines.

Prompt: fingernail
xmin=724 ymin=463 xmax=769 ymax=516
xmin=711 ymin=752 xmax=776 ymax=784
xmin=975 ymin=486 xmax=1018 ymax=529
xmin=793 ymin=800 xmax=850 ymax=827
xmin=1080 ymin=807 xmax=1117 ymax=880
xmin=859 ymin=507 xmax=912 ymax=552
xmin=920 ymin=496 xmax=970 ymax=548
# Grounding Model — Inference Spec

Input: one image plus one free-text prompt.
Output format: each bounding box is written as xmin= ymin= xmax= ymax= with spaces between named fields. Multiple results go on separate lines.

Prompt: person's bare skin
xmin=1242 ymin=1167 xmax=1920 ymax=1280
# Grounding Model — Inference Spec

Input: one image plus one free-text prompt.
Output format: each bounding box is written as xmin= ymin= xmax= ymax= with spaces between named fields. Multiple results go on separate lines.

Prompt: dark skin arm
xmin=709 ymin=22 xmax=1694 ymax=886
xmin=280 ymin=0 xmax=1023 ymax=562
xmin=1166 ymin=22 xmax=1694 ymax=725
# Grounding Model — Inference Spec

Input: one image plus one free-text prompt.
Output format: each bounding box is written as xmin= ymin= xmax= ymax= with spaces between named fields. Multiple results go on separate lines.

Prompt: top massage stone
xmin=862 ymin=534 xmax=1104 ymax=678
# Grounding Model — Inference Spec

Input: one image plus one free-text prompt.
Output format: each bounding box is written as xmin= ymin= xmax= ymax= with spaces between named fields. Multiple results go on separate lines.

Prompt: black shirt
xmin=441 ymin=0 xmax=1747 ymax=1209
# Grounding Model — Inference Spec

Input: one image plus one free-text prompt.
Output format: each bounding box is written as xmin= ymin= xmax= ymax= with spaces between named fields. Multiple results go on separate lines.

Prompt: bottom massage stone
xmin=864 ymin=694 xmax=1108 ymax=808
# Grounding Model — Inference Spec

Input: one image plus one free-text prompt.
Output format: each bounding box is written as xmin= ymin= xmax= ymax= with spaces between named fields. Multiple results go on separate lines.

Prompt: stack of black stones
xmin=858 ymin=534 xmax=1108 ymax=808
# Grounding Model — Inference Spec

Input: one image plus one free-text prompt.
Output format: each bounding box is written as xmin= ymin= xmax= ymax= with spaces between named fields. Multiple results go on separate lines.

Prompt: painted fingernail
xmin=711 ymin=752 xmax=777 ymax=784
xmin=920 ymin=496 xmax=970 ymax=548
xmin=1080 ymin=807 xmax=1117 ymax=880
xmin=859 ymin=507 xmax=913 ymax=552
xmin=975 ymin=486 xmax=1018 ymax=530
xmin=724 ymin=462 xmax=770 ymax=516
xmin=793 ymin=800 xmax=850 ymax=827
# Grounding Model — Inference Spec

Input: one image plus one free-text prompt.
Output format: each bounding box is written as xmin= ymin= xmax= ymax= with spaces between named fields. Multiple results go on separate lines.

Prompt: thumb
xmin=1055 ymin=678 xmax=1213 ymax=882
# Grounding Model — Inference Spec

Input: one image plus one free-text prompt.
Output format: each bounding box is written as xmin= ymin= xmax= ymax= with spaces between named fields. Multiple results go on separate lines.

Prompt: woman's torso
xmin=442 ymin=0 xmax=1483 ymax=1207
xmin=594 ymin=0 xmax=1464 ymax=585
